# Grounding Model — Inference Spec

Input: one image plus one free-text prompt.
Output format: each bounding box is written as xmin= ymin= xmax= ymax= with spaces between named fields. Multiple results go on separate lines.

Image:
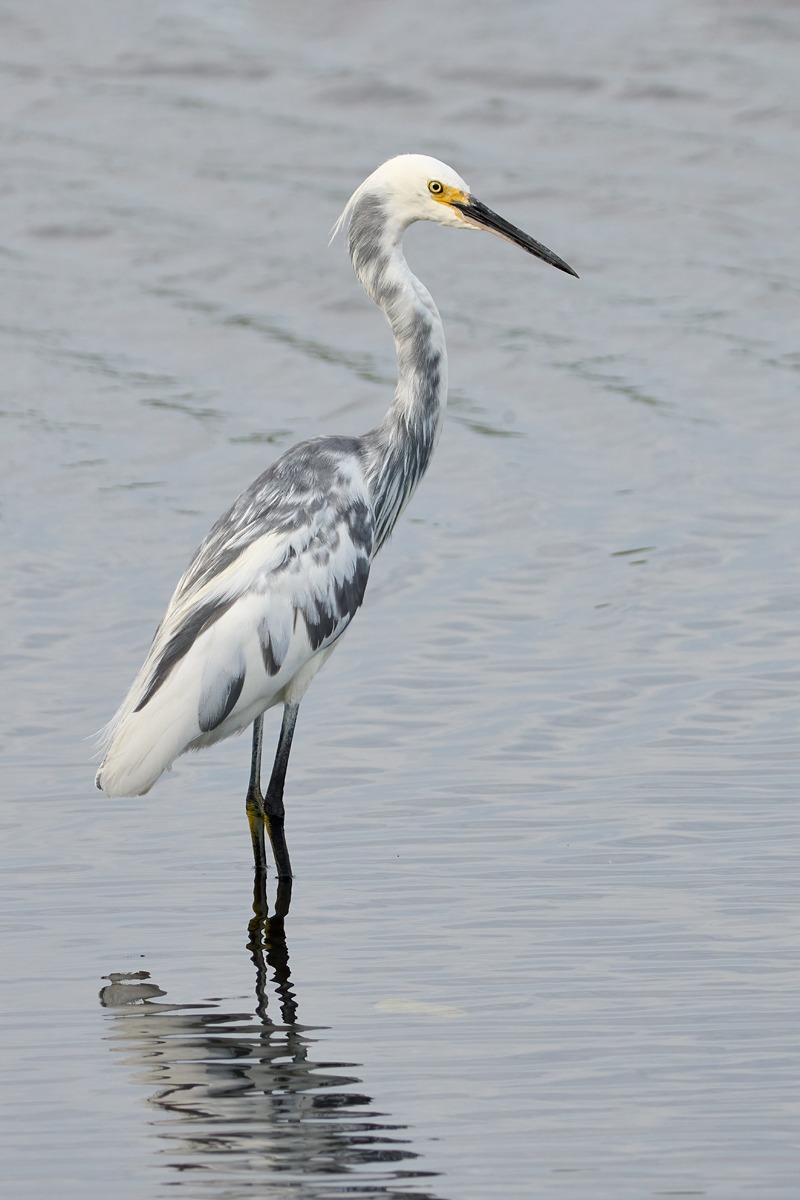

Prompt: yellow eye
xmin=428 ymin=180 xmax=444 ymax=195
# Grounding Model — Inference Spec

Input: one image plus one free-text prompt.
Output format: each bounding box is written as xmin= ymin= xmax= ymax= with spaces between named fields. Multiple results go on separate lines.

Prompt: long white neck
xmin=347 ymin=193 xmax=449 ymax=553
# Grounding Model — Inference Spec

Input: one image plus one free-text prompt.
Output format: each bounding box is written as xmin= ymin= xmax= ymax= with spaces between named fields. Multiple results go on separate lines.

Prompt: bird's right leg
xmin=246 ymin=715 xmax=268 ymax=876
xmin=263 ymin=703 xmax=299 ymax=882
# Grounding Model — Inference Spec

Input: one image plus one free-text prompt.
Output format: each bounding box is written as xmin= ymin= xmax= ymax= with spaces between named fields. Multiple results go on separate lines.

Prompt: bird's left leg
xmin=263 ymin=703 xmax=299 ymax=881
xmin=246 ymin=715 xmax=268 ymax=876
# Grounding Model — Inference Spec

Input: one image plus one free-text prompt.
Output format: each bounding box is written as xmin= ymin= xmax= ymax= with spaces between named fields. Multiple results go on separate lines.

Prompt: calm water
xmin=2 ymin=1 xmax=800 ymax=1196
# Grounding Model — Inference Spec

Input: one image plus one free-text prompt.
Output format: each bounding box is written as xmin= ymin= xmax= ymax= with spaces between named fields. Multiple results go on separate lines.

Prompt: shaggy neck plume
xmin=348 ymin=192 xmax=448 ymax=551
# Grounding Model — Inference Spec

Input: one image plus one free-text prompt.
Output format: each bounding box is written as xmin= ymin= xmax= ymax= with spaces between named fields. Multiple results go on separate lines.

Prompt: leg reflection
xmin=100 ymin=878 xmax=443 ymax=1198
xmin=249 ymin=872 xmax=296 ymax=1025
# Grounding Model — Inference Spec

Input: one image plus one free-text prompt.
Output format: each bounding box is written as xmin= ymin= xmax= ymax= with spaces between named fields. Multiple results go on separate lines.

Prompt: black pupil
xmin=431 ymin=182 xmax=441 ymax=192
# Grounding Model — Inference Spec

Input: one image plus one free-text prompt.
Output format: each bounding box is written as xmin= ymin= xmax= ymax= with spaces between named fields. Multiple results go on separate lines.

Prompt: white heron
xmin=96 ymin=154 xmax=577 ymax=879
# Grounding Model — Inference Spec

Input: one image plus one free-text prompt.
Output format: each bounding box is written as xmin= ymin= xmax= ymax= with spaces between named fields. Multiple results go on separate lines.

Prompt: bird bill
xmin=453 ymin=196 xmax=578 ymax=278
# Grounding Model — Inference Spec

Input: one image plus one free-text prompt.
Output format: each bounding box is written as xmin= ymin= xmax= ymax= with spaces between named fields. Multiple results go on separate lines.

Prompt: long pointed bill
xmin=453 ymin=196 xmax=578 ymax=278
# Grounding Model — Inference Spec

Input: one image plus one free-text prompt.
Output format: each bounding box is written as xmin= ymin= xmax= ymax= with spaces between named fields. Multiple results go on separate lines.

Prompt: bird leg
xmin=245 ymin=706 xmax=298 ymax=880
xmin=263 ymin=703 xmax=299 ymax=881
xmin=246 ymin=715 xmax=268 ymax=876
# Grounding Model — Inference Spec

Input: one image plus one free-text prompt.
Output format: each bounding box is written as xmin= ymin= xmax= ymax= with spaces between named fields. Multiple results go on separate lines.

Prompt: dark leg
xmin=246 ymin=715 xmax=267 ymax=876
xmin=264 ymin=703 xmax=299 ymax=881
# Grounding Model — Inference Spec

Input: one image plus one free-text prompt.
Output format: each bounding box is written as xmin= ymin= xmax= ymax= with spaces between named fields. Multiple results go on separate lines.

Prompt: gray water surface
xmin=2 ymin=1 xmax=800 ymax=1197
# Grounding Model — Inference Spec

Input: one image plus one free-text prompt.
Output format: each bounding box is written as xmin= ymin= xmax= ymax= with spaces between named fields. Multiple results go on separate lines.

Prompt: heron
xmin=95 ymin=154 xmax=577 ymax=880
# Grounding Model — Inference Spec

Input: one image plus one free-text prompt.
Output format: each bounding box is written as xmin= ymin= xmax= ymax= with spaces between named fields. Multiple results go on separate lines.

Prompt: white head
xmin=334 ymin=154 xmax=578 ymax=277
xmin=336 ymin=154 xmax=473 ymax=233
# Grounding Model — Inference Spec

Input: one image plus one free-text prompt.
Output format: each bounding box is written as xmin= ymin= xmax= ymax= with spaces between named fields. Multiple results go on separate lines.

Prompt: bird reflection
xmin=100 ymin=876 xmax=442 ymax=1198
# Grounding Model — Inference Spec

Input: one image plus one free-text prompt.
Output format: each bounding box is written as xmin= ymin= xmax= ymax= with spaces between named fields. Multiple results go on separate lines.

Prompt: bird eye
xmin=428 ymin=180 xmax=444 ymax=195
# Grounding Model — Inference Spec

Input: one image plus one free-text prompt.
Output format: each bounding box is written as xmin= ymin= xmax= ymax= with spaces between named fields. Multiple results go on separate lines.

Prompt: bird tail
xmin=94 ymin=684 xmax=197 ymax=797
xmin=94 ymin=624 xmax=213 ymax=797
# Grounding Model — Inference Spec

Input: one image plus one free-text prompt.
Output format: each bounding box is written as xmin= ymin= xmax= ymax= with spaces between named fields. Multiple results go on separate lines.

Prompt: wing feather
xmin=96 ymin=438 xmax=375 ymax=797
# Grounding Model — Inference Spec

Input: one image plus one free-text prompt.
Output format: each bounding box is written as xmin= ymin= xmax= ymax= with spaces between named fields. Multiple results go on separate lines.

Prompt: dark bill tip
xmin=454 ymin=197 xmax=579 ymax=279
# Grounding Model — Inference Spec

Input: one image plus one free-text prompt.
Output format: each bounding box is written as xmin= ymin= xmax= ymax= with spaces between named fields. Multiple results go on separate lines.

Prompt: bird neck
xmin=348 ymin=194 xmax=449 ymax=553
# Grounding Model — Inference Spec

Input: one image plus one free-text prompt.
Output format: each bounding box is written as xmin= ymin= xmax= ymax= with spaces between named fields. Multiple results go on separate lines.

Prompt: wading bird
xmin=96 ymin=154 xmax=577 ymax=879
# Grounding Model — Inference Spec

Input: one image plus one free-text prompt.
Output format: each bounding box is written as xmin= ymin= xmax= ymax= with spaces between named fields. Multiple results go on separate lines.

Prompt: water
xmin=2 ymin=0 xmax=800 ymax=1196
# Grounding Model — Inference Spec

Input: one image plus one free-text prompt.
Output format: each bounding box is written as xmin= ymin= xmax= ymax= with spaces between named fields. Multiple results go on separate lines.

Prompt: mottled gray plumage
xmin=95 ymin=153 xmax=576 ymax=880
xmin=138 ymin=437 xmax=374 ymax=718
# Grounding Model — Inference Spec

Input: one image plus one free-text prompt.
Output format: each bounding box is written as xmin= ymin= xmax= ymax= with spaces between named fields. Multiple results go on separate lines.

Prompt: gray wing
xmin=133 ymin=435 xmax=374 ymax=715
xmin=178 ymin=435 xmax=371 ymax=597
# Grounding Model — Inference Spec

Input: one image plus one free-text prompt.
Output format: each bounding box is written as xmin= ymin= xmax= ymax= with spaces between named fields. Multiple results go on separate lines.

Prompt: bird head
xmin=335 ymin=154 xmax=577 ymax=278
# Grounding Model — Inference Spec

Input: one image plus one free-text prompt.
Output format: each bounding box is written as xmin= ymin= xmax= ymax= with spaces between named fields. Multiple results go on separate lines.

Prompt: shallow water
xmin=2 ymin=1 xmax=800 ymax=1196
